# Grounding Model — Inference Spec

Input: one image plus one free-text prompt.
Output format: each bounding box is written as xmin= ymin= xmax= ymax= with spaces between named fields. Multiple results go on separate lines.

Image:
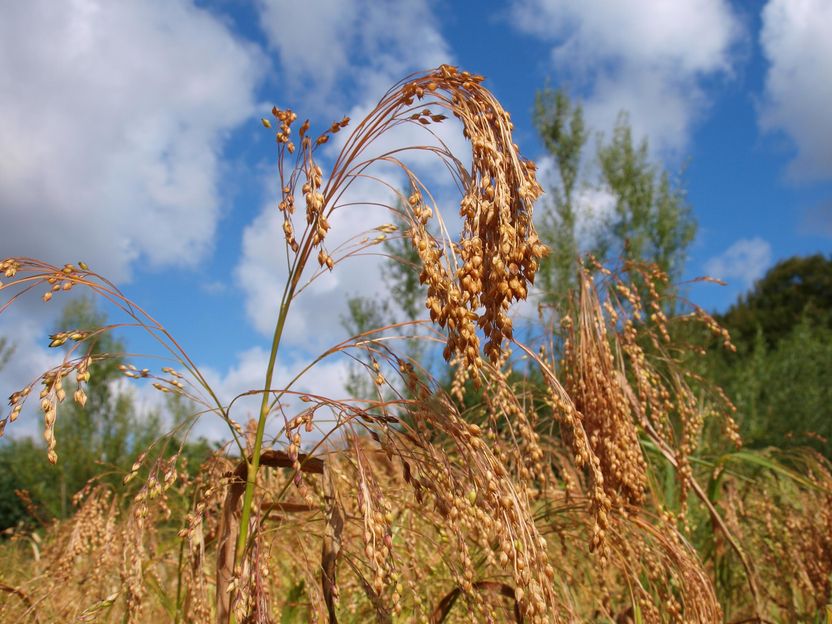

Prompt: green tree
xmin=533 ymin=88 xmax=696 ymax=308
xmin=730 ymin=319 xmax=832 ymax=456
xmin=0 ymin=437 xmax=48 ymax=529
xmin=47 ymin=297 xmax=162 ymax=516
xmin=380 ymin=209 xmax=423 ymax=324
xmin=533 ymin=88 xmax=589 ymax=306
xmin=598 ymin=114 xmax=696 ymax=281
xmin=340 ymin=295 xmax=390 ymax=398
xmin=0 ymin=297 xmax=162 ymax=528
xmin=702 ymin=255 xmax=832 ymax=457
xmin=718 ymin=253 xmax=832 ymax=353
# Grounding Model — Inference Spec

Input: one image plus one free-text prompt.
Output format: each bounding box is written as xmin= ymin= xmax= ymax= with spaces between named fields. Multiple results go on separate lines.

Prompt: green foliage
xmin=533 ymin=88 xmax=696 ymax=309
xmin=48 ymin=297 xmax=160 ymax=516
xmin=0 ymin=438 xmax=45 ymax=529
xmin=380 ymin=209 xmax=423 ymax=324
xmin=718 ymin=253 xmax=832 ymax=352
xmin=598 ymin=115 xmax=696 ymax=282
xmin=340 ymin=295 xmax=390 ymax=398
xmin=280 ymin=581 xmax=308 ymax=623
xmin=0 ymin=298 xmax=157 ymax=527
xmin=728 ymin=318 xmax=832 ymax=455
xmin=703 ymin=255 xmax=832 ymax=458
xmin=341 ymin=201 xmax=429 ymax=398
xmin=533 ymin=88 xmax=588 ymax=307
xmin=0 ymin=297 xmax=214 ymax=531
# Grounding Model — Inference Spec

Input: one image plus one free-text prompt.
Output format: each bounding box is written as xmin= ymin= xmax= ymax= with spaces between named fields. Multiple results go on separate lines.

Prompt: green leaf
xmin=281 ymin=580 xmax=307 ymax=624
xmin=720 ymin=450 xmax=824 ymax=491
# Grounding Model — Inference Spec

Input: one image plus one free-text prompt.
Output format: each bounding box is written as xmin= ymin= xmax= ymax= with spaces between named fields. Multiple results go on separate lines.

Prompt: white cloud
xmin=0 ymin=322 xmax=352 ymax=445
xmin=759 ymin=0 xmax=832 ymax=181
xmin=239 ymin=0 xmax=465 ymax=352
xmin=573 ymin=187 xmax=616 ymax=250
xmin=0 ymin=0 xmax=267 ymax=447
xmin=194 ymin=346 xmax=352 ymax=442
xmin=256 ymin=0 xmax=452 ymax=114
xmin=234 ymin=195 xmax=387 ymax=347
xmin=705 ymin=237 xmax=772 ymax=288
xmin=236 ymin=164 xmax=413 ymax=352
xmin=0 ymin=0 xmax=264 ymax=282
xmin=511 ymin=0 xmax=742 ymax=155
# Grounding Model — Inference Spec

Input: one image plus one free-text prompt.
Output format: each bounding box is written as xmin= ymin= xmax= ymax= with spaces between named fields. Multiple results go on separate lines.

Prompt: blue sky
xmin=1 ymin=0 xmax=830 ymax=438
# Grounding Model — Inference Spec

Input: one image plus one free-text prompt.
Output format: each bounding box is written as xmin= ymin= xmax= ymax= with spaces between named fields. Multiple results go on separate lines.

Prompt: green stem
xmin=234 ymin=296 xmax=292 ymax=570
xmin=175 ymin=484 xmax=200 ymax=624
xmin=229 ymin=160 xmax=320 ymax=619
xmin=174 ymin=531 xmax=186 ymax=624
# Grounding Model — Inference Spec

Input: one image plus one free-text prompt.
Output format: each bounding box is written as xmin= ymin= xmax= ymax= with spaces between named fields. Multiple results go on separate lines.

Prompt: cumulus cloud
xmin=235 ymin=122 xmax=466 ymax=353
xmin=194 ymin=346 xmax=352 ymax=442
xmin=256 ymin=0 xmax=452 ymax=114
xmin=759 ymin=0 xmax=832 ymax=181
xmin=0 ymin=0 xmax=267 ymax=443
xmin=0 ymin=0 xmax=264 ymax=282
xmin=510 ymin=0 xmax=742 ymax=155
xmin=239 ymin=0 xmax=464 ymax=352
xmin=234 ymin=188 xmax=395 ymax=348
xmin=705 ymin=237 xmax=772 ymax=288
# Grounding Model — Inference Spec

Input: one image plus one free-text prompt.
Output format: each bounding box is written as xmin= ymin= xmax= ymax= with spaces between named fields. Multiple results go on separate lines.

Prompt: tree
xmin=0 ymin=297 xmax=162 ymax=527
xmin=702 ymin=255 xmax=832 ymax=457
xmin=380 ymin=208 xmax=423 ymax=325
xmin=533 ymin=88 xmax=696 ymax=308
xmin=533 ymin=88 xmax=589 ymax=307
xmin=340 ymin=295 xmax=390 ymax=398
xmin=729 ymin=319 xmax=832 ymax=456
xmin=47 ymin=297 xmax=163 ymax=516
xmin=718 ymin=254 xmax=832 ymax=353
xmin=598 ymin=114 xmax=696 ymax=282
